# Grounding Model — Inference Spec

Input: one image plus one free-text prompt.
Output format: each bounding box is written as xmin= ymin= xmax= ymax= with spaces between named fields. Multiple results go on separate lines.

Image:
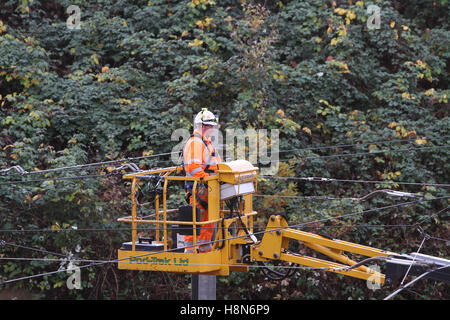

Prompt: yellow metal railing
xmin=118 ymin=165 xmax=258 ymax=254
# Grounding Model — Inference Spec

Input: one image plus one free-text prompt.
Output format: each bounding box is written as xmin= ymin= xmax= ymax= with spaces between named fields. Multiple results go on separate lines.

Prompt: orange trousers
xmin=184 ymin=191 xmax=214 ymax=253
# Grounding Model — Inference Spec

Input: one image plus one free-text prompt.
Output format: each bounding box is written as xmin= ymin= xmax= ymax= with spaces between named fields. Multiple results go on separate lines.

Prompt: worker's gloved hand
xmin=197 ymin=183 xmax=207 ymax=195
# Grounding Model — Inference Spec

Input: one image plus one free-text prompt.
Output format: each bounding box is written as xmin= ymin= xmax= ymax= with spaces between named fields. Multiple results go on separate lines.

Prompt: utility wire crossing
xmin=1 ymin=137 xmax=449 ymax=178
xmin=1 ymin=135 xmax=448 ymax=299
xmin=1 ymin=197 xmax=448 ymax=288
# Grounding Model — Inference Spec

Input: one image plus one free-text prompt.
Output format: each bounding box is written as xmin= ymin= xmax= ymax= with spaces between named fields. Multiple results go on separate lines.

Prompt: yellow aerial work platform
xmin=117 ymin=160 xmax=450 ymax=285
xmin=117 ymin=160 xmax=258 ymax=276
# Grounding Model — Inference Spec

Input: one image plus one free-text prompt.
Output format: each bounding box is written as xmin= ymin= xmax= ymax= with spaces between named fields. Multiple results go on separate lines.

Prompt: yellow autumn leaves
xmin=0 ymin=20 xmax=6 ymax=34
xmin=195 ymin=17 xmax=215 ymax=30
xmin=415 ymin=59 xmax=433 ymax=82
xmin=187 ymin=17 xmax=215 ymax=47
xmin=387 ymin=121 xmax=428 ymax=145
xmin=189 ymin=0 xmax=216 ymax=8
xmin=327 ymin=58 xmax=350 ymax=74
xmin=273 ymin=70 xmax=287 ymax=80
xmin=378 ymin=170 xmax=402 ymax=181
xmin=91 ymin=53 xmax=100 ymax=65
xmin=276 ymin=109 xmax=311 ymax=135
xmin=334 ymin=8 xmax=356 ymax=25
xmin=188 ymin=38 xmax=203 ymax=47
xmin=390 ymin=20 xmax=410 ymax=31
xmin=328 ymin=7 xmax=356 ymax=47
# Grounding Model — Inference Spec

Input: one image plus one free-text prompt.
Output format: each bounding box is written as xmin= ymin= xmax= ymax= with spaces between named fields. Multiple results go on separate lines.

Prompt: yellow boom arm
xmin=251 ymin=214 xmax=395 ymax=284
xmin=116 ymin=160 xmax=449 ymax=286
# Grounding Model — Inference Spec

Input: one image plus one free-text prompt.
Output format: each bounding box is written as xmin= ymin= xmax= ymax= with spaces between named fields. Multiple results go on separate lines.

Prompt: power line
xmin=1 ymin=133 xmax=448 ymax=293
xmin=2 ymin=136 xmax=449 ymax=179
xmin=0 ymin=226 xmax=160 ymax=233
xmin=0 ymin=195 xmax=444 ymax=234
xmin=300 ymin=206 xmax=450 ymax=231
xmin=0 ymin=152 xmax=178 ymax=177
xmin=400 ymin=233 xmax=428 ymax=285
xmin=0 ymin=256 xmax=341 ymax=287
xmin=281 ymin=144 xmax=450 ymax=162
xmin=1 ymin=240 xmax=67 ymax=258
xmin=383 ymin=264 xmax=450 ymax=300
xmin=1 ymin=164 xmax=448 ymax=188
xmin=254 ymin=194 xmax=361 ymax=201
xmin=0 ymin=257 xmax=107 ymax=263
xmin=0 ymin=173 xmax=111 ymax=186
xmin=273 ymin=196 xmax=450 ymax=231
xmin=276 ymin=135 xmax=450 ymax=155
xmin=2 ymin=217 xmax=448 ymax=277
xmin=0 ymin=194 xmax=446 ymax=236
xmin=259 ymin=175 xmax=450 ymax=188
xmin=254 ymin=189 xmax=424 ymax=201
xmin=1 ymin=196 xmax=447 ymax=286
xmin=0 ymin=239 xmax=352 ymax=286
xmin=239 ymin=135 xmax=450 ymax=159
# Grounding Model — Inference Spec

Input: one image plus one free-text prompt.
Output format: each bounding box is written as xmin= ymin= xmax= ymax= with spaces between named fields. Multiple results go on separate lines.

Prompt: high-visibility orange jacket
xmin=183 ymin=129 xmax=221 ymax=179
xmin=183 ymin=129 xmax=221 ymax=252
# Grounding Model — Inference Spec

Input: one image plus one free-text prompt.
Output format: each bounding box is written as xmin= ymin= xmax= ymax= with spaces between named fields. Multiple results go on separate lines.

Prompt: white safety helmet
xmin=194 ymin=108 xmax=220 ymax=147
xmin=194 ymin=108 xmax=218 ymax=127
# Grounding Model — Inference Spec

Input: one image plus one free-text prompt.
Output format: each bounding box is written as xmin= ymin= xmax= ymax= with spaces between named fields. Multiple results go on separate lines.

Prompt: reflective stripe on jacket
xmin=183 ymin=129 xmax=221 ymax=177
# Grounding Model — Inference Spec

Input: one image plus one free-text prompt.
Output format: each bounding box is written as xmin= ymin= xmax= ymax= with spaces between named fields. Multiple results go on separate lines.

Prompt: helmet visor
xmin=202 ymin=123 xmax=220 ymax=148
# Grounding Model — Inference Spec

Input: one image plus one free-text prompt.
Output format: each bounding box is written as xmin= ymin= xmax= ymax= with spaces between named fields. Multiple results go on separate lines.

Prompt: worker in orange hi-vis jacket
xmin=183 ymin=108 xmax=221 ymax=253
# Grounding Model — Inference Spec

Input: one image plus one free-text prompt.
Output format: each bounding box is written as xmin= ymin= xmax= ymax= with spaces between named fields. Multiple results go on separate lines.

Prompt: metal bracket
xmin=0 ymin=166 xmax=27 ymax=175
xmin=385 ymin=253 xmax=450 ymax=284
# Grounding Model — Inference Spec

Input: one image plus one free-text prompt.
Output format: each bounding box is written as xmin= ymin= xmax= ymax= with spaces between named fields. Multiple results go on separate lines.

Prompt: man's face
xmin=202 ymin=124 xmax=215 ymax=139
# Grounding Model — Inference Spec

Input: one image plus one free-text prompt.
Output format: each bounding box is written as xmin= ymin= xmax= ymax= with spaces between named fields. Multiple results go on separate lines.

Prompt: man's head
xmin=194 ymin=108 xmax=218 ymax=140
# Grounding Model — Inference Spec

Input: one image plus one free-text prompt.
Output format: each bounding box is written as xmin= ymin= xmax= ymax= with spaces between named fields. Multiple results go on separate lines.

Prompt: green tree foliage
xmin=0 ymin=0 xmax=448 ymax=299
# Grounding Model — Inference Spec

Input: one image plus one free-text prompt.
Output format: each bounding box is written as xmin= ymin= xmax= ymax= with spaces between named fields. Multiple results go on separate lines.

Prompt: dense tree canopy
xmin=0 ymin=0 xmax=448 ymax=300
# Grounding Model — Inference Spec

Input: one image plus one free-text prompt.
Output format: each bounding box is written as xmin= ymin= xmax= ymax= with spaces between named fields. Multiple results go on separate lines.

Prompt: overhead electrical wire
xmin=3 ymin=228 xmax=447 ymax=292
xmin=259 ymin=175 xmax=450 ymax=188
xmin=263 ymin=196 xmax=450 ymax=232
xmin=254 ymin=189 xmax=425 ymax=201
xmin=0 ymin=226 xmax=161 ymax=233
xmin=0 ymin=238 xmax=334 ymax=286
xmin=0 ymin=152 xmax=178 ymax=177
xmin=0 ymin=185 xmax=447 ymax=235
xmin=1 ymin=196 xmax=448 ymax=286
xmin=299 ymin=206 xmax=449 ymax=231
xmin=1 ymin=240 xmax=67 ymax=258
xmin=0 ymin=135 xmax=448 ymax=295
xmin=383 ymin=226 xmax=450 ymax=301
xmin=1 ymin=135 xmax=448 ymax=180
xmin=383 ymin=264 xmax=450 ymax=300
xmin=0 ymin=191 xmax=444 ymax=234
xmin=399 ymin=234 xmax=428 ymax=286
xmin=238 ymin=134 xmax=450 ymax=159
xmin=278 ymin=144 xmax=450 ymax=162
xmin=0 ymin=173 xmax=110 ymax=186
xmin=0 ymin=164 xmax=137 ymax=186
xmin=1 ymin=170 xmax=447 ymax=189
xmin=275 ymin=135 xmax=450 ymax=155
xmin=1 ymin=165 xmax=448 ymax=189
xmin=135 ymin=143 xmax=450 ymax=166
